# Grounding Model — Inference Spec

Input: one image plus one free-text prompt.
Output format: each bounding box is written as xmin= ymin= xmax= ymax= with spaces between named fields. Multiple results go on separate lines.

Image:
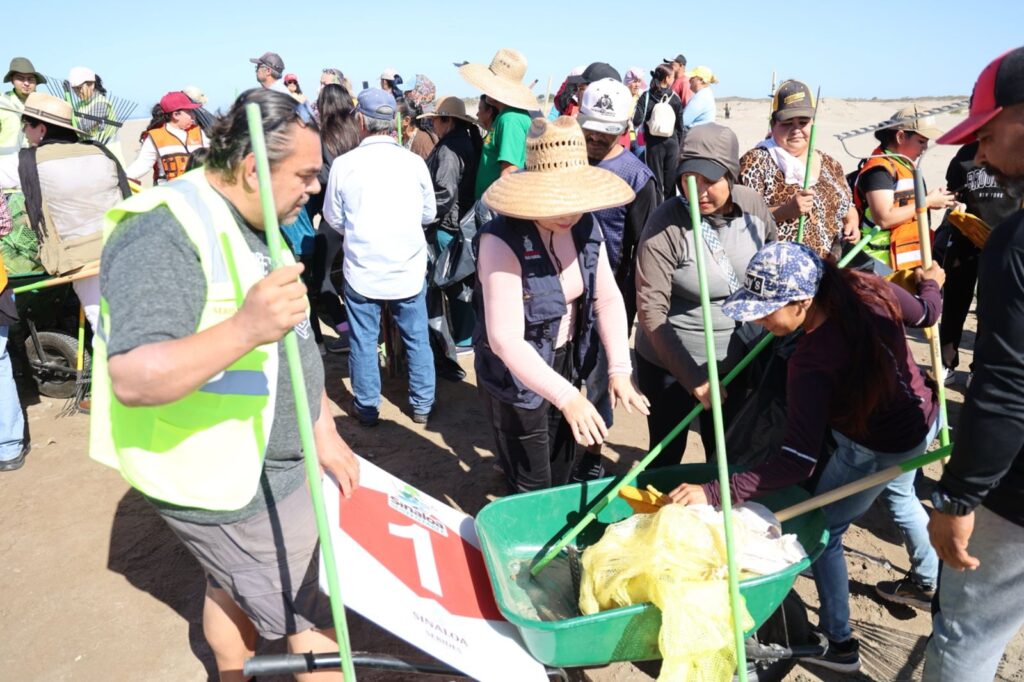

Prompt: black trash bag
xmin=724 ymin=335 xmax=791 ymax=470
xmin=426 ymin=285 xmax=465 ymax=382
xmin=432 ymin=203 xmax=481 ymax=291
xmin=724 ymin=330 xmax=836 ymax=491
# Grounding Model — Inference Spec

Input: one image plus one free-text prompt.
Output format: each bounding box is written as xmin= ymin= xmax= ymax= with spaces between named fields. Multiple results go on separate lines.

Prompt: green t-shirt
xmin=474 ymin=107 xmax=531 ymax=199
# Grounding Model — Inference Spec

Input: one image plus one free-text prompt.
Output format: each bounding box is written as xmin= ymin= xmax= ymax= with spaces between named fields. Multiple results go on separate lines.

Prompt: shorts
xmin=161 ymin=482 xmax=333 ymax=639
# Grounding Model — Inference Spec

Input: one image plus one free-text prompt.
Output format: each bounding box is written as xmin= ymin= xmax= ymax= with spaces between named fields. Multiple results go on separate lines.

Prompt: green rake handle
xmin=245 ymin=103 xmax=356 ymax=681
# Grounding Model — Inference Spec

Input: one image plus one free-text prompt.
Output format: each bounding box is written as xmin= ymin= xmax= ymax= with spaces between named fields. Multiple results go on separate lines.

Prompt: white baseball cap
xmin=68 ymin=66 xmax=96 ymax=87
xmin=577 ymin=78 xmax=632 ymax=135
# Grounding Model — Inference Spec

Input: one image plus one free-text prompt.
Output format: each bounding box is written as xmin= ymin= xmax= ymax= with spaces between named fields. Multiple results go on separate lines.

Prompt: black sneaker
xmin=324 ymin=336 xmax=350 ymax=355
xmin=0 ymin=442 xmax=31 ymax=472
xmin=571 ymin=451 xmax=605 ymax=483
xmin=876 ymin=576 xmax=935 ymax=610
xmin=412 ymin=411 xmax=430 ymax=425
xmin=804 ymin=636 xmax=861 ymax=673
xmin=354 ymin=408 xmax=379 ymax=427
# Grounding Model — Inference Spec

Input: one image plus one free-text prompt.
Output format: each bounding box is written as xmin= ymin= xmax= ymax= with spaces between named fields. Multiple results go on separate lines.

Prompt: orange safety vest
xmin=854 ymin=148 xmax=927 ymax=270
xmin=147 ymin=125 xmax=206 ymax=183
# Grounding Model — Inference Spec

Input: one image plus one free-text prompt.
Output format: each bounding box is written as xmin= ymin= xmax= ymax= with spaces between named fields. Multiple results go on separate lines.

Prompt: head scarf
xmin=624 ymin=67 xmax=647 ymax=90
xmin=406 ymin=74 xmax=437 ymax=113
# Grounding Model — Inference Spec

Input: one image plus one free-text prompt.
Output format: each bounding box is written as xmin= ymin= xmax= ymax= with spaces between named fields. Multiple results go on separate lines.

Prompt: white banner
xmin=321 ymin=457 xmax=548 ymax=681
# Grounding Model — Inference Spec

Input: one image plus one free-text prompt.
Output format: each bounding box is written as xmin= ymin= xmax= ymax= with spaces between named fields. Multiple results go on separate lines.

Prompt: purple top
xmin=705 ymin=278 xmax=941 ymax=506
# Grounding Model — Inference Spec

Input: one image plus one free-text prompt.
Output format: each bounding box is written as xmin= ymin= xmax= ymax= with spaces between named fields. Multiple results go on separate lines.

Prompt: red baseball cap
xmin=160 ymin=91 xmax=202 ymax=113
xmin=284 ymin=73 xmax=298 ymax=83
xmin=939 ymin=46 xmax=1024 ymax=145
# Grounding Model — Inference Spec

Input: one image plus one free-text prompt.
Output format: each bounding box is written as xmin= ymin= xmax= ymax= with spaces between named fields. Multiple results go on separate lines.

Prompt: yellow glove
xmin=948 ymin=210 xmax=991 ymax=248
xmin=618 ymin=484 xmax=670 ymax=514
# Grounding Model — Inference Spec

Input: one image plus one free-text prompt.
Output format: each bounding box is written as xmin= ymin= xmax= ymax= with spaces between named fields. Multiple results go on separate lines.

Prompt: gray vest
xmin=472 ymin=215 xmax=603 ymax=409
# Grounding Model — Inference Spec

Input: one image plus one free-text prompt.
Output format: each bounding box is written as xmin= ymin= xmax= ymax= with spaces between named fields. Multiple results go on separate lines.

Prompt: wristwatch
xmin=931 ymin=488 xmax=974 ymax=516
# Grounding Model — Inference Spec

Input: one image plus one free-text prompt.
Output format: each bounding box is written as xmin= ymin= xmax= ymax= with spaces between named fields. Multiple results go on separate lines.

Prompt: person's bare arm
xmin=499 ymin=161 xmax=518 ymax=176
xmin=865 ymin=187 xmax=954 ymax=229
xmin=109 ymin=264 xmax=308 ymax=406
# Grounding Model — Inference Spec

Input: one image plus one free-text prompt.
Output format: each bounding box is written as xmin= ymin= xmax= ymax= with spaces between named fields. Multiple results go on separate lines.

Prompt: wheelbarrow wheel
xmin=24 ymin=331 xmax=89 ymax=399
xmin=740 ymin=591 xmax=810 ymax=682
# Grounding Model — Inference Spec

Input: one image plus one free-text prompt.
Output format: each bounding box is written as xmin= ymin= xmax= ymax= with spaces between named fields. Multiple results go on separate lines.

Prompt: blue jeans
xmin=812 ymin=419 xmax=940 ymax=642
xmin=924 ymin=506 xmax=1024 ymax=681
xmin=342 ymin=282 xmax=435 ymax=419
xmin=0 ymin=326 xmax=25 ymax=462
xmin=584 ymin=340 xmax=613 ymax=429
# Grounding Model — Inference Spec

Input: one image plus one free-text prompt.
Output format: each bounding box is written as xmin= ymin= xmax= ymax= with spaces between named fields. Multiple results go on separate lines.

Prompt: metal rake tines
xmin=39 ymin=73 xmax=139 ymax=143
xmin=834 ymin=99 xmax=970 ymax=141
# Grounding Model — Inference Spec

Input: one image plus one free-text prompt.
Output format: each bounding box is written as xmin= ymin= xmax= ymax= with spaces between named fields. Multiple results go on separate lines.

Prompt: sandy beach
xmin=4 ymin=98 xmax=1019 ymax=682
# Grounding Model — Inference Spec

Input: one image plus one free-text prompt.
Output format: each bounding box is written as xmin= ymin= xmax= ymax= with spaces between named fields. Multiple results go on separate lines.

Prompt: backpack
xmin=647 ymin=94 xmax=676 ymax=138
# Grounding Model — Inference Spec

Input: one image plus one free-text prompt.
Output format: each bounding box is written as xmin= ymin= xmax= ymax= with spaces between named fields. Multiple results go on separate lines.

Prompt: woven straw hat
xmin=21 ymin=92 xmax=83 ymax=134
xmin=483 ymin=116 xmax=635 ymax=220
xmin=458 ymin=48 xmax=538 ymax=111
xmin=417 ymin=95 xmax=477 ymax=126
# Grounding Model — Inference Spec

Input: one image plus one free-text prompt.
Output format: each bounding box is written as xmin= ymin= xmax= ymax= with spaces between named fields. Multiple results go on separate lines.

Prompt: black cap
xmin=771 ymin=80 xmax=815 ymax=121
xmin=249 ymin=52 xmax=285 ymax=73
xmin=568 ymin=62 xmax=621 ymax=86
xmin=664 ymin=54 xmax=687 ymax=66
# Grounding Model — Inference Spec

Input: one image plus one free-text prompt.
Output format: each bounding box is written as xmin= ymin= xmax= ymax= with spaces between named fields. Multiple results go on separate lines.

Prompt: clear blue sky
xmin=7 ymin=0 xmax=1022 ymax=114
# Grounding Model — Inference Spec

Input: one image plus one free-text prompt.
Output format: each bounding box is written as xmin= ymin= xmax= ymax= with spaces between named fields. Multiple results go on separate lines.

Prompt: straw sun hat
xmin=417 ymin=95 xmax=477 ymax=126
xmin=458 ymin=48 xmax=538 ymax=112
xmin=21 ymin=92 xmax=83 ymax=134
xmin=483 ymin=116 xmax=635 ymax=221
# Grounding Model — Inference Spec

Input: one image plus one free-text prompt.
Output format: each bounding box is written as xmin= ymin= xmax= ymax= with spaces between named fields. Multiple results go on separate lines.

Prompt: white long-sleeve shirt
xmin=323 ymin=135 xmax=436 ymax=300
xmin=124 ymin=125 xmax=210 ymax=182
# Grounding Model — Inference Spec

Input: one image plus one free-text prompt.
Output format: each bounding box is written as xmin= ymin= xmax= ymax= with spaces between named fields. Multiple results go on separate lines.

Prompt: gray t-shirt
xmin=101 ymin=200 xmax=324 ymax=525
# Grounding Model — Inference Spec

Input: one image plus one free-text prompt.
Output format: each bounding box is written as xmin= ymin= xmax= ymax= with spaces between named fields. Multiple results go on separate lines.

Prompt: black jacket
xmin=939 ymin=207 xmax=1024 ymax=526
xmin=631 ymin=84 xmax=684 ymax=145
xmin=425 ymin=127 xmax=478 ymax=235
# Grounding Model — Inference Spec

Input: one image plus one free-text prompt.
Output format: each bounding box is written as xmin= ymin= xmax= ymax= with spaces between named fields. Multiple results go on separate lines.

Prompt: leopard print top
xmin=739 ymin=148 xmax=853 ymax=258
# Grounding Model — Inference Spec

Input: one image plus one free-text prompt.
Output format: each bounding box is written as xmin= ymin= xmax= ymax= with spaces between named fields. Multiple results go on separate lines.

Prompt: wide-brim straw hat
xmin=21 ymin=92 xmax=83 ymax=135
xmin=483 ymin=116 xmax=635 ymax=220
xmin=417 ymin=95 xmax=477 ymax=126
xmin=458 ymin=48 xmax=538 ymax=111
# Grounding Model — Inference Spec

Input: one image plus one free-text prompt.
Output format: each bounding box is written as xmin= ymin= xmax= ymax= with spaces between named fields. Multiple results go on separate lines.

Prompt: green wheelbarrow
xmin=474 ymin=463 xmax=830 ymax=681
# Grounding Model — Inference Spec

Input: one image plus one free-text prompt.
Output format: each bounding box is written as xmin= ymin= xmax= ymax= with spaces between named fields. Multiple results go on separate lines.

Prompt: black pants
xmin=645 ymin=137 xmax=679 ymax=205
xmin=636 ymin=352 xmax=747 ymax=469
xmin=939 ymin=230 xmax=980 ymax=372
xmin=311 ymin=219 xmax=348 ymax=334
xmin=480 ymin=347 xmax=578 ymax=493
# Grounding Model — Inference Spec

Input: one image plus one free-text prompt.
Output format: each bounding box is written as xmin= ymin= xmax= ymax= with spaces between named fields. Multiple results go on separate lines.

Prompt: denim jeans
xmin=924 ymin=506 xmax=1024 ymax=681
xmin=342 ymin=281 xmax=435 ymax=419
xmin=0 ymin=326 xmax=25 ymax=462
xmin=584 ymin=340 xmax=612 ymax=429
xmin=812 ymin=419 xmax=940 ymax=642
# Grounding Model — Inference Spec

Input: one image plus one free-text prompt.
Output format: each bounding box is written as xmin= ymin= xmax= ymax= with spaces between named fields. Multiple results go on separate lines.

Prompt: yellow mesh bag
xmin=579 ymin=504 xmax=755 ymax=681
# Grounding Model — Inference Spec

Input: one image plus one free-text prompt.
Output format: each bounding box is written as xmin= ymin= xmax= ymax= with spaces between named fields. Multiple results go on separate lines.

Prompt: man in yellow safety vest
xmin=90 ymin=88 xmax=359 ymax=681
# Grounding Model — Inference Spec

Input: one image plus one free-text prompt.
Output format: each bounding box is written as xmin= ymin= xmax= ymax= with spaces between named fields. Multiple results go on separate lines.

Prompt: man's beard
xmin=985 ymin=164 xmax=1024 ymax=199
xmin=1002 ymin=177 xmax=1024 ymax=199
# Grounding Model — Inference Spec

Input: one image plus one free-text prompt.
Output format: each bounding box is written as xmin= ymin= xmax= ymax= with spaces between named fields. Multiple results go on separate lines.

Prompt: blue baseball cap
xmin=356 ymin=87 xmax=397 ymax=120
xmin=722 ymin=242 xmax=823 ymax=322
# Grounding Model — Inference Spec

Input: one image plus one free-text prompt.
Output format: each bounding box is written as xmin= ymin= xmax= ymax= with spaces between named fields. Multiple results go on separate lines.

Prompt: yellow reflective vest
xmin=89 ymin=169 xmax=289 ymax=511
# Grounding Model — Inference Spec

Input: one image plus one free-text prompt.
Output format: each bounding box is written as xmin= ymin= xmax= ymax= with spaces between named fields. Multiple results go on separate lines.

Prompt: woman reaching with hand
xmin=474 ymin=116 xmax=649 ymax=493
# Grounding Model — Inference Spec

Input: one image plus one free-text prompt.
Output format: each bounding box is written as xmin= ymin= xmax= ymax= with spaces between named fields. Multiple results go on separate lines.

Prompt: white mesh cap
xmin=578 ymin=78 xmax=632 ymax=135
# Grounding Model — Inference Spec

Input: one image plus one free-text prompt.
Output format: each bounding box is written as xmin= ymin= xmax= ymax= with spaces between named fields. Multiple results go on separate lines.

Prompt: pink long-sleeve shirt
xmin=477 ymin=227 xmax=633 ymax=409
